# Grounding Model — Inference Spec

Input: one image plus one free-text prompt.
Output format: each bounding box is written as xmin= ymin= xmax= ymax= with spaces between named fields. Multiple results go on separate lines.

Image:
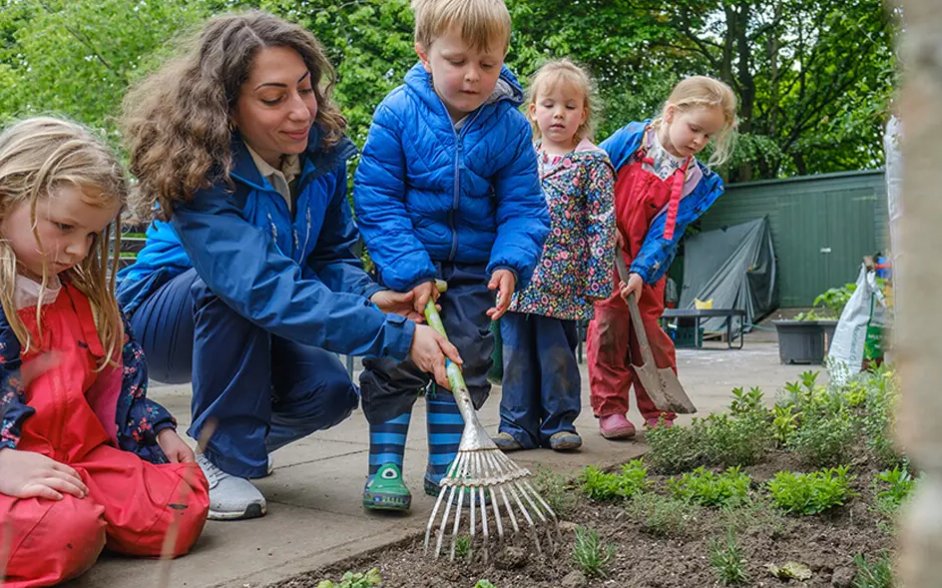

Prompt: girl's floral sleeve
xmin=583 ymin=154 xmax=617 ymax=300
xmin=0 ymin=319 xmax=34 ymax=451
xmin=117 ymin=316 xmax=175 ymax=462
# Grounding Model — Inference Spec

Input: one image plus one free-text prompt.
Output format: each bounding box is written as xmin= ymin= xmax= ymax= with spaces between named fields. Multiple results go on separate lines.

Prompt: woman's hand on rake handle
xmin=410 ymin=324 xmax=463 ymax=390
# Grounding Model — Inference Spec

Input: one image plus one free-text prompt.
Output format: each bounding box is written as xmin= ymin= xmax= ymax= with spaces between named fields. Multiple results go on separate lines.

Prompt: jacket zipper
xmin=448 ymin=109 xmax=484 ymax=261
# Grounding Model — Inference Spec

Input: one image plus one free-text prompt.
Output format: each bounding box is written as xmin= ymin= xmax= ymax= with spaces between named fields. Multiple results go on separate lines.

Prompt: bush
xmin=668 ymin=467 xmax=752 ymax=508
xmin=625 ymin=492 xmax=702 ymax=538
xmin=572 ymin=526 xmax=614 ymax=578
xmin=644 ymin=421 xmax=703 ymax=474
xmin=768 ymin=466 xmax=855 ymax=515
xmin=786 ymin=407 xmax=857 ymax=467
xmin=701 ymin=411 xmax=772 ymax=468
xmin=580 ymin=460 xmax=647 ymax=501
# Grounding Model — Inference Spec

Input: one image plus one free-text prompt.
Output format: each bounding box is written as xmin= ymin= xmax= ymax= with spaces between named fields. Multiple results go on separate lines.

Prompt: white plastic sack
xmin=827 ymin=265 xmax=887 ymax=385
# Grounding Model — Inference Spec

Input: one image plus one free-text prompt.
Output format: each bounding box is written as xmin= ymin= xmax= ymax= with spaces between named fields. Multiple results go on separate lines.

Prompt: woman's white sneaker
xmin=196 ymin=453 xmax=267 ymax=520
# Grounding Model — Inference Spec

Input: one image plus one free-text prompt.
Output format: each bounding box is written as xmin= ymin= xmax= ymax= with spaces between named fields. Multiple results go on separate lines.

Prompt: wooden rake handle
xmin=613 ymin=250 xmax=658 ymax=368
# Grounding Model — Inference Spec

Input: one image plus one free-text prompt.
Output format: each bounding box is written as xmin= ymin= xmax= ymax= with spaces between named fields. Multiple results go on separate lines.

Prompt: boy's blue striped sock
xmin=368 ymin=411 xmax=412 ymax=477
xmin=425 ymin=392 xmax=464 ymax=492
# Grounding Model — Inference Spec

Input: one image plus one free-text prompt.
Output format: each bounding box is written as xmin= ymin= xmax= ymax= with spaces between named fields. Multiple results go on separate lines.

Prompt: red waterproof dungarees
xmin=1 ymin=284 xmax=208 ymax=588
xmin=586 ymin=140 xmax=690 ymax=422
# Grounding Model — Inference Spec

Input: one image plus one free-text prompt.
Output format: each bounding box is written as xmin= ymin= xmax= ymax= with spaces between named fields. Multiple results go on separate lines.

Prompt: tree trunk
xmin=896 ymin=2 xmax=942 ymax=587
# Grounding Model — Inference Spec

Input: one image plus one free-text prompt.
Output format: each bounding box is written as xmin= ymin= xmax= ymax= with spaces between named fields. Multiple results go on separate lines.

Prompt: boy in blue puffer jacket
xmin=354 ymin=0 xmax=550 ymax=511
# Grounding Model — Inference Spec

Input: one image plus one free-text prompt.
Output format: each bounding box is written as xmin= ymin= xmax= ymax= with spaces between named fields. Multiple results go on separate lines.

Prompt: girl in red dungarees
xmin=587 ymin=76 xmax=738 ymax=439
xmin=0 ymin=118 xmax=208 ymax=587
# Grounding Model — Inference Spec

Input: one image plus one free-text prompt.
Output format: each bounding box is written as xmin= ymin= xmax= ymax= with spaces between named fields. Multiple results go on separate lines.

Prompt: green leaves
xmin=668 ymin=466 xmax=752 ymax=508
xmin=580 ymin=460 xmax=648 ymax=501
xmin=768 ymin=465 xmax=855 ymax=515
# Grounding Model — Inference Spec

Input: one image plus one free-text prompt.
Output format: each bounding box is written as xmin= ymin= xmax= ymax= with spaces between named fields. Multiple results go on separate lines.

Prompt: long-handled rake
xmin=422 ymin=301 xmax=558 ymax=561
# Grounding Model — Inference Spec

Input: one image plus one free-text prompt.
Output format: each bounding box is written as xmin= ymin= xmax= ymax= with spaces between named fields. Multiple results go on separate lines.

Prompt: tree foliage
xmin=0 ymin=0 xmax=896 ymax=180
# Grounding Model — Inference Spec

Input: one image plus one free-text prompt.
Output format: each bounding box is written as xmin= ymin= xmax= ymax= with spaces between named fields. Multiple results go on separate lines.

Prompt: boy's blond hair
xmin=653 ymin=75 xmax=739 ymax=167
xmin=411 ymin=0 xmax=511 ymax=53
xmin=526 ymin=59 xmax=599 ymax=143
xmin=0 ymin=117 xmax=127 ymax=363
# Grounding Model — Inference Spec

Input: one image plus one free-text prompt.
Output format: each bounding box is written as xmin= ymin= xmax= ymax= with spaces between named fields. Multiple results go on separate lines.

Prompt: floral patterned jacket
xmin=509 ymin=139 xmax=616 ymax=321
xmin=0 ymin=302 xmax=175 ymax=464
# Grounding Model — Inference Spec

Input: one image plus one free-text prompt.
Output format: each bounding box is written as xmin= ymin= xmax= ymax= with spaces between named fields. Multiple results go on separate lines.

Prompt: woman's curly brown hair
xmin=121 ymin=10 xmax=346 ymax=221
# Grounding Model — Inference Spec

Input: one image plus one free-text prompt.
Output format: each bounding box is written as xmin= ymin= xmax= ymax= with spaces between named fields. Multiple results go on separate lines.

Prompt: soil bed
xmin=270 ymin=446 xmax=896 ymax=588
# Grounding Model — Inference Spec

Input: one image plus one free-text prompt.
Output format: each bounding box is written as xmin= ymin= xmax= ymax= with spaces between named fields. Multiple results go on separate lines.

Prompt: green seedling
xmin=453 ymin=535 xmax=471 ymax=559
xmin=316 ymin=568 xmax=382 ymax=588
xmin=668 ymin=466 xmax=751 ymax=507
xmin=533 ymin=466 xmax=578 ymax=517
xmin=709 ymin=531 xmax=749 ymax=585
xmin=852 ymin=552 xmax=893 ymax=588
xmin=874 ymin=465 xmax=915 ymax=514
xmin=768 ymin=465 xmax=855 ymax=515
xmin=626 ymin=492 xmax=701 ymax=538
xmin=580 ymin=460 xmax=647 ymax=501
xmin=572 ymin=526 xmax=614 ymax=578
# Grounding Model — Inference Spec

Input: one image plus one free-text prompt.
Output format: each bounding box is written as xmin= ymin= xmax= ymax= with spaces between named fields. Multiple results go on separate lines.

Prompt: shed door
xmin=778 ymin=189 xmax=877 ymax=306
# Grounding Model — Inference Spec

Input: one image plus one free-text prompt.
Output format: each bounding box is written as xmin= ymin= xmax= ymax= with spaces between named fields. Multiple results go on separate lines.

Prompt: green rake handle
xmin=423 ymin=300 xmax=469 ymax=396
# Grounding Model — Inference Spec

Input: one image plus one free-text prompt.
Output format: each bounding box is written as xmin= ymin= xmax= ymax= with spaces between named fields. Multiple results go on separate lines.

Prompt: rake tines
xmin=422 ymin=439 xmax=559 ymax=560
xmin=421 ymin=300 xmax=559 ymax=560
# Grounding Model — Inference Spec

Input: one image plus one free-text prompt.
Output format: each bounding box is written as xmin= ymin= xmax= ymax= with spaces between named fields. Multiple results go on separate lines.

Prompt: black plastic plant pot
xmin=773 ymin=320 xmax=839 ymax=365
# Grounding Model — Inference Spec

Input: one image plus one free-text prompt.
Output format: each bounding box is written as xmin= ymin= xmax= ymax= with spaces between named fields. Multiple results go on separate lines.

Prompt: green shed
xmin=696 ymin=170 xmax=888 ymax=307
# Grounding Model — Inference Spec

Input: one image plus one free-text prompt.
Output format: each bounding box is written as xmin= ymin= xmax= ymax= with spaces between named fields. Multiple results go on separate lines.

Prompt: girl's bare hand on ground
xmin=370 ymin=289 xmax=425 ymax=323
xmin=619 ymin=272 xmax=644 ymax=303
xmin=486 ymin=269 xmax=516 ymax=320
xmin=410 ymin=324 xmax=463 ymax=390
xmin=409 ymin=281 xmax=440 ymax=315
xmin=157 ymin=429 xmax=196 ymax=463
xmin=0 ymin=448 xmax=88 ymax=500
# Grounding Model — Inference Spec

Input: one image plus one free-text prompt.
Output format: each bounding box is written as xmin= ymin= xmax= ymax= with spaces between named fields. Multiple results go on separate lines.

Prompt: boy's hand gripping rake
xmin=422 ymin=301 xmax=558 ymax=560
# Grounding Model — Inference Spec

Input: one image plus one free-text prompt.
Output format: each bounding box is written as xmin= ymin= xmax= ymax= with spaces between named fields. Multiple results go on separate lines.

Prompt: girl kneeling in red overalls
xmin=0 ymin=118 xmax=209 ymax=587
xmin=587 ymin=76 xmax=738 ymax=439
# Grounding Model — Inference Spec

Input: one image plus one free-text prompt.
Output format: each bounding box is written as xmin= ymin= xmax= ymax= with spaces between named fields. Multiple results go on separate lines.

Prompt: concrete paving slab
xmin=62 ymin=340 xmax=810 ymax=588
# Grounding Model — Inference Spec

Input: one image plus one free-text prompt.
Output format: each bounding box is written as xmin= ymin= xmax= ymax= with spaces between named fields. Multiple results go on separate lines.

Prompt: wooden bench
xmin=660 ymin=308 xmax=747 ymax=349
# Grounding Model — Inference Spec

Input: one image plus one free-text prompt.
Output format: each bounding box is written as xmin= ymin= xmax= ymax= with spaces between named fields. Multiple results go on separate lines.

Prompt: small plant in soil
xmin=571 ymin=526 xmax=615 ymax=578
xmin=580 ymin=460 xmax=647 ymax=501
xmin=771 ymin=404 xmax=800 ymax=447
xmin=787 ymin=405 xmax=856 ymax=467
xmin=625 ymin=492 xmax=702 ymax=538
xmin=532 ymin=466 xmax=578 ymax=517
xmin=709 ymin=531 xmax=749 ymax=586
xmin=768 ymin=465 xmax=855 ymax=515
xmin=874 ymin=464 xmax=916 ymax=515
xmin=473 ymin=580 xmax=497 ymax=588
xmin=852 ymin=551 xmax=894 ymax=588
xmin=718 ymin=497 xmax=788 ymax=539
xmin=453 ymin=535 xmax=471 ymax=559
xmin=668 ymin=466 xmax=751 ymax=507
xmin=315 ymin=568 xmax=382 ymax=588
xmin=644 ymin=420 xmax=702 ymax=474
xmin=701 ymin=410 xmax=771 ymax=468
xmin=860 ymin=366 xmax=904 ymax=468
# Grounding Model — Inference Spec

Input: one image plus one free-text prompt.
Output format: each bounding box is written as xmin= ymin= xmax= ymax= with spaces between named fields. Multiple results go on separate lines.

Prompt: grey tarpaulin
xmin=677 ymin=217 xmax=777 ymax=332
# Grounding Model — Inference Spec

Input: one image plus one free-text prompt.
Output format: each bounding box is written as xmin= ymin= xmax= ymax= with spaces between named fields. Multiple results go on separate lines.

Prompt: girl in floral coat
xmin=493 ymin=60 xmax=616 ymax=451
